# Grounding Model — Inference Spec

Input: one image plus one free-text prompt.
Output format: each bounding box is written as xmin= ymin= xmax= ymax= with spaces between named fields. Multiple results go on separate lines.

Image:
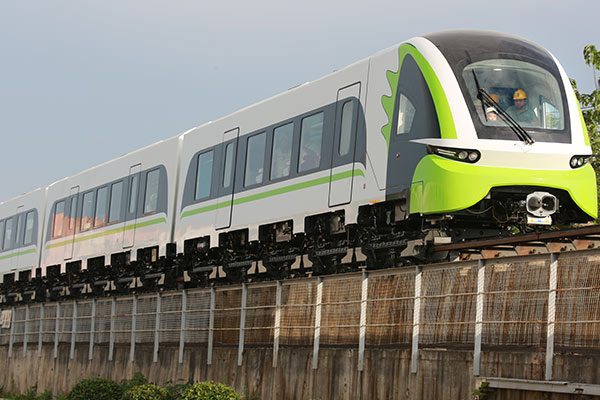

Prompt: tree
xmin=571 ymin=44 xmax=600 ymax=214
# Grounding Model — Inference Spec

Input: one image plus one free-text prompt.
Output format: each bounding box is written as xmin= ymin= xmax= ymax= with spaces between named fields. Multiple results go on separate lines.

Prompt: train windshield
xmin=462 ymin=59 xmax=568 ymax=141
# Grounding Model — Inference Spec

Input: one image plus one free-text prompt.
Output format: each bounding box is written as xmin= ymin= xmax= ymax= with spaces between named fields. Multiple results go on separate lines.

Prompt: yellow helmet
xmin=490 ymin=94 xmax=500 ymax=103
xmin=513 ymin=89 xmax=527 ymax=100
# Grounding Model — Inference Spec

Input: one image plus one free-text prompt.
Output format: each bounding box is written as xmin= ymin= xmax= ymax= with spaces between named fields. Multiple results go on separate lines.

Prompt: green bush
xmin=120 ymin=384 xmax=168 ymax=400
xmin=164 ymin=378 xmax=193 ymax=400
xmin=119 ymin=373 xmax=148 ymax=395
xmin=179 ymin=382 xmax=241 ymax=400
xmin=11 ymin=386 xmax=52 ymax=400
xmin=66 ymin=377 xmax=122 ymax=400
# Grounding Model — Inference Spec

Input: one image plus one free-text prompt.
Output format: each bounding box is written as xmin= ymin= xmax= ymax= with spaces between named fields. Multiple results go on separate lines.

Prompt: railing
xmin=2 ymin=249 xmax=600 ymax=380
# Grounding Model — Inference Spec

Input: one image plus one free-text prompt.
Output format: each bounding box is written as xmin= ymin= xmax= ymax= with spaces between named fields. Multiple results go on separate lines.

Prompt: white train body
xmin=0 ymin=188 xmax=46 ymax=284
xmin=40 ymin=137 xmax=180 ymax=274
xmin=174 ymin=57 xmax=382 ymax=251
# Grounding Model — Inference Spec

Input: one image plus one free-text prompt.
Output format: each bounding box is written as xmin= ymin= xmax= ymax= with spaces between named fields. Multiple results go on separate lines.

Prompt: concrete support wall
xmin=0 ymin=343 xmax=597 ymax=399
xmin=4 ymin=250 xmax=600 ymax=398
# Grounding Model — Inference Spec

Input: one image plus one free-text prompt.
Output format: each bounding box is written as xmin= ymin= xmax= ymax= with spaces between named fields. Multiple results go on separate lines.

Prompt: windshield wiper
xmin=471 ymin=71 xmax=535 ymax=145
xmin=479 ymin=89 xmax=535 ymax=145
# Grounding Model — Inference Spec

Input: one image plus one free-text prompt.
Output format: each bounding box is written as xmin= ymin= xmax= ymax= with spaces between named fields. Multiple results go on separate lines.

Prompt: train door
xmin=215 ymin=128 xmax=240 ymax=230
xmin=64 ymin=186 xmax=79 ymax=261
xmin=329 ymin=83 xmax=361 ymax=207
xmin=12 ymin=205 xmax=23 ymax=270
xmin=123 ymin=164 xmax=142 ymax=248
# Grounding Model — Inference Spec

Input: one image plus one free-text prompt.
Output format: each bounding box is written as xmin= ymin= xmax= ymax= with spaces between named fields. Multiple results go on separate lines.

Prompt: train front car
xmin=395 ymin=31 xmax=596 ymax=234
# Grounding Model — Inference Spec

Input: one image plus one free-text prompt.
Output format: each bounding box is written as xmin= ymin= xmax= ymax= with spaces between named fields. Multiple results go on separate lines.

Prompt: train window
xmin=4 ymin=218 xmax=13 ymax=249
xmin=462 ymin=59 xmax=565 ymax=131
xmin=244 ymin=132 xmax=266 ymax=187
xmin=298 ymin=112 xmax=324 ymax=173
xmin=94 ymin=186 xmax=108 ymax=228
xmin=24 ymin=211 xmax=34 ymax=245
xmin=129 ymin=175 xmax=139 ymax=215
xmin=0 ymin=220 xmax=4 ymax=250
xmin=68 ymin=196 xmax=77 ymax=231
xmin=223 ymin=142 xmax=234 ymax=188
xmin=109 ymin=181 xmax=123 ymax=224
xmin=396 ymin=94 xmax=416 ymax=135
xmin=53 ymin=201 xmax=65 ymax=238
xmin=15 ymin=214 xmax=23 ymax=246
xmin=339 ymin=101 xmax=354 ymax=156
xmin=195 ymin=151 xmax=214 ymax=200
xmin=271 ymin=122 xmax=293 ymax=180
xmin=143 ymin=169 xmax=160 ymax=215
xmin=81 ymin=191 xmax=94 ymax=232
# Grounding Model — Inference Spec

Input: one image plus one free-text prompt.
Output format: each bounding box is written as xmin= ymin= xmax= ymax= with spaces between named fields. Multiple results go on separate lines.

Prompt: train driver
xmin=507 ymin=89 xmax=538 ymax=125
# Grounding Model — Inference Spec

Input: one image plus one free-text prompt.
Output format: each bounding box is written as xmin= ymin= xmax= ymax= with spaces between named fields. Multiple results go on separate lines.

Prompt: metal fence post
xmin=38 ymin=304 xmax=44 ymax=357
xmin=130 ymin=296 xmax=137 ymax=362
xmin=238 ymin=284 xmax=247 ymax=367
xmin=89 ymin=299 xmax=96 ymax=361
xmin=272 ymin=281 xmax=282 ymax=368
xmin=411 ymin=267 xmax=422 ymax=374
xmin=53 ymin=302 xmax=60 ymax=359
xmin=358 ymin=271 xmax=368 ymax=372
xmin=312 ymin=277 xmax=323 ymax=370
xmin=153 ymin=294 xmax=161 ymax=363
xmin=70 ymin=301 xmax=77 ymax=360
xmin=109 ymin=298 xmax=116 ymax=361
xmin=23 ymin=305 xmax=30 ymax=357
xmin=179 ymin=290 xmax=187 ymax=364
xmin=474 ymin=259 xmax=486 ymax=376
xmin=546 ymin=253 xmax=559 ymax=381
xmin=207 ymin=288 xmax=215 ymax=365
xmin=8 ymin=306 xmax=15 ymax=358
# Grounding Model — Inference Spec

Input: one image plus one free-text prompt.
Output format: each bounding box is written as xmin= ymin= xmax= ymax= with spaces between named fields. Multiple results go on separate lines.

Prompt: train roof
xmin=422 ymin=29 xmax=556 ymax=72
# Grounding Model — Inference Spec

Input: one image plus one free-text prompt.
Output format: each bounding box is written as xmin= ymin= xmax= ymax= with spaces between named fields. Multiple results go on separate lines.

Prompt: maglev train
xmin=0 ymin=30 xmax=596 ymax=301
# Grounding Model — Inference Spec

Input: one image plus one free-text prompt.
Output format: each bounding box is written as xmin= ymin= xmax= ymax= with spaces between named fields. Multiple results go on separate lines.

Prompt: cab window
xmin=462 ymin=59 xmax=565 ymax=131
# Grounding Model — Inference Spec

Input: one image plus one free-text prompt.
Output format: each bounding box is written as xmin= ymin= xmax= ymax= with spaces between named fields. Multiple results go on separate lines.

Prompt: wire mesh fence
xmin=1 ymin=250 xmax=600 ymax=378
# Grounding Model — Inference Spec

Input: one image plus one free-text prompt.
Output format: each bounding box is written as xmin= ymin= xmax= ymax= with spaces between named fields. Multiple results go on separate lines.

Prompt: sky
xmin=0 ymin=0 xmax=599 ymax=201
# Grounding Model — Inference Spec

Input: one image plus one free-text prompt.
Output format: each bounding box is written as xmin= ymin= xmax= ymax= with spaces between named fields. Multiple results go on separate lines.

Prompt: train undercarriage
xmin=0 ymin=193 xmax=579 ymax=305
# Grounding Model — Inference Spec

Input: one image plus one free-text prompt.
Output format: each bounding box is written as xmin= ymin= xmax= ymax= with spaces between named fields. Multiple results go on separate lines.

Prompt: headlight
xmin=570 ymin=155 xmax=591 ymax=169
xmin=428 ymin=146 xmax=481 ymax=163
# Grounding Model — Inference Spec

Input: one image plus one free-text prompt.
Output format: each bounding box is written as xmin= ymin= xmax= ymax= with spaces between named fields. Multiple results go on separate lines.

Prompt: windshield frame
xmin=424 ymin=31 xmax=571 ymax=143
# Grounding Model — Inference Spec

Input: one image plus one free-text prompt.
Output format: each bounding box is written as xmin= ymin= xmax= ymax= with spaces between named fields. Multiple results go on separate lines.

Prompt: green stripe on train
xmin=381 ymin=44 xmax=457 ymax=150
xmin=0 ymin=248 xmax=36 ymax=261
xmin=45 ymin=217 xmax=167 ymax=249
xmin=181 ymin=168 xmax=365 ymax=219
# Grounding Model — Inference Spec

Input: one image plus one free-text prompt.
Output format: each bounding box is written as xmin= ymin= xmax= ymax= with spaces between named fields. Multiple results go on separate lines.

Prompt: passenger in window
xmin=272 ymin=134 xmax=292 ymax=178
xmin=300 ymin=146 xmax=320 ymax=171
xmin=507 ymin=89 xmax=538 ymax=125
xmin=485 ymin=106 xmax=498 ymax=121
